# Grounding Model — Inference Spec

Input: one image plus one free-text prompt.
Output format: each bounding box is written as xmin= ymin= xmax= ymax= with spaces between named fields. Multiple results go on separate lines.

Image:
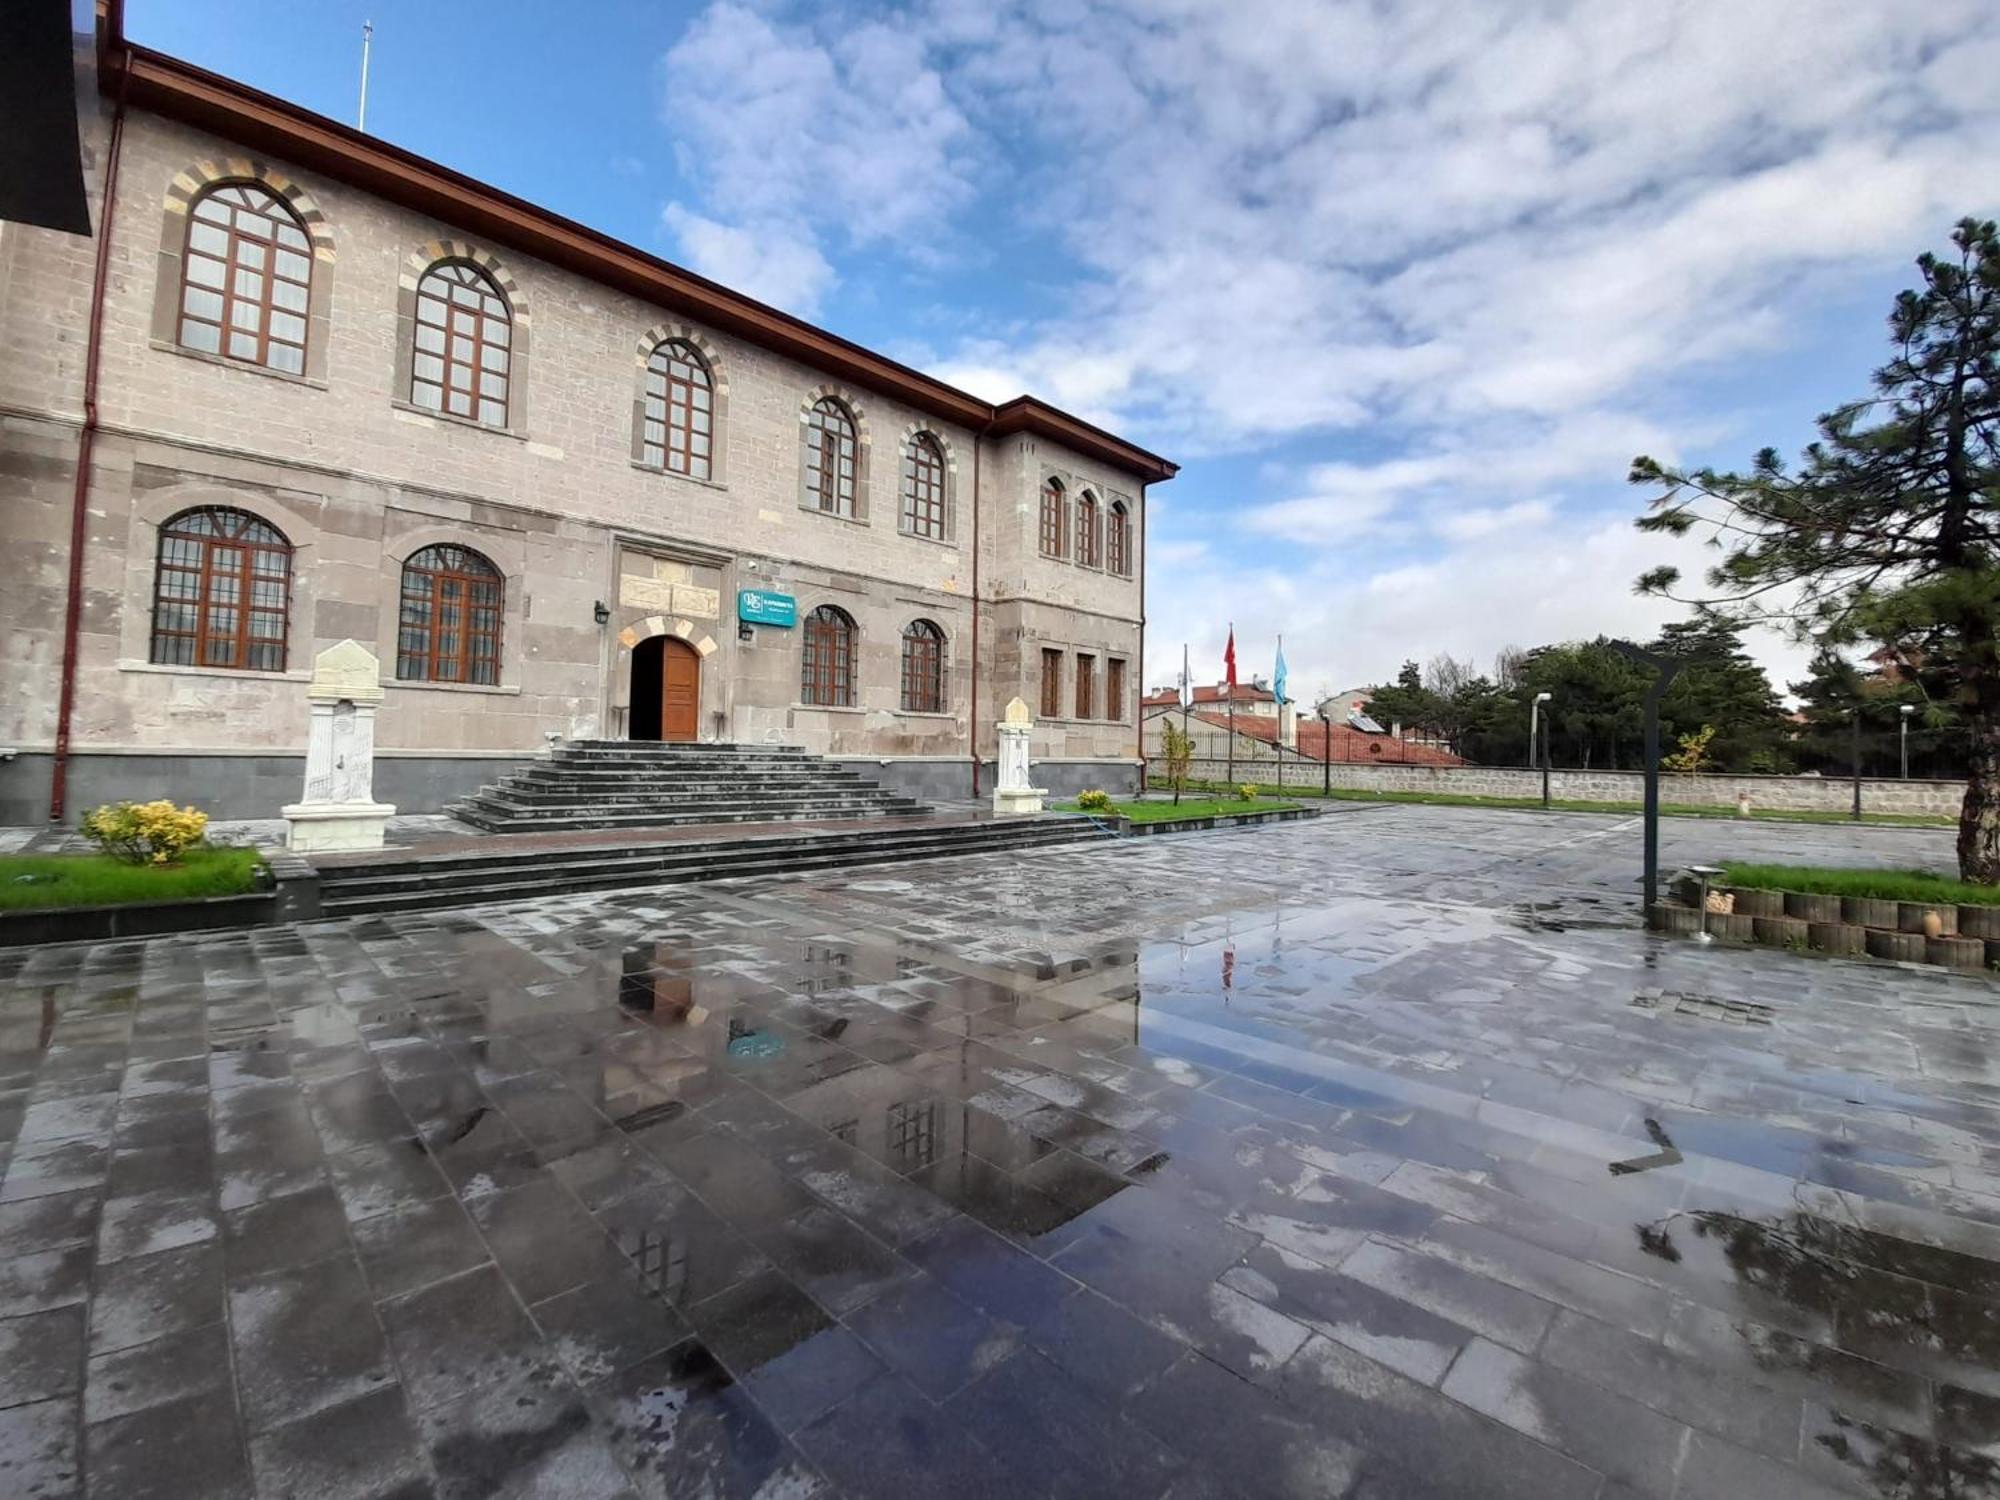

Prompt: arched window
xmin=804 ymin=398 xmax=858 ymax=517
xmin=900 ymin=620 xmax=945 ymax=713
xmin=802 ymin=605 xmax=856 ymax=707
xmin=1108 ymin=500 xmax=1131 ymax=576
xmin=1077 ymin=491 xmax=1101 ymax=567
xmin=641 ymin=340 xmax=713 ymax=479
xmin=150 ymin=507 xmax=292 ymax=671
xmin=397 ymin=545 xmax=504 ymax=685
xmin=178 ymin=183 xmax=313 ymax=374
xmin=411 ymin=261 xmax=511 ymax=426
xmin=901 ymin=433 xmax=948 ymax=540
xmin=1039 ymin=477 xmax=1067 ymax=558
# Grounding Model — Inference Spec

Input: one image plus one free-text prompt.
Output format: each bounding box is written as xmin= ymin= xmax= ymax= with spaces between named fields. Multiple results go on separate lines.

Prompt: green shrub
xmin=1075 ymin=788 xmax=1114 ymax=812
xmin=80 ymin=800 xmax=209 ymax=865
xmin=1237 ymin=783 xmax=1258 ymax=803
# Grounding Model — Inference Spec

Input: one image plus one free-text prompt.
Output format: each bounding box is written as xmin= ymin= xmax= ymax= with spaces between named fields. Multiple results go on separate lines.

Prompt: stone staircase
xmin=312 ymin=816 xmax=1107 ymax=917
xmin=447 ymin=740 xmax=929 ymax=833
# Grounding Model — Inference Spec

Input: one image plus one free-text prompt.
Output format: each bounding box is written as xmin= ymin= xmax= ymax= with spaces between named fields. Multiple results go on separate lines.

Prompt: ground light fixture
xmin=1688 ymin=863 xmax=1724 ymax=943
xmin=1531 ymin=691 xmax=1553 ymax=809
xmin=1900 ymin=703 xmax=1916 ymax=779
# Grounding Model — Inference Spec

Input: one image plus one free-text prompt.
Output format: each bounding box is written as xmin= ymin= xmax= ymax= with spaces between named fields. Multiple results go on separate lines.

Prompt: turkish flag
xmin=1224 ymin=627 xmax=1237 ymax=690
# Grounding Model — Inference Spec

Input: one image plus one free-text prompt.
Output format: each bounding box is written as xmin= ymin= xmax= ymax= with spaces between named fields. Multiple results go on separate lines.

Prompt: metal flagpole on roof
xmin=357 ymin=21 xmax=374 ymax=131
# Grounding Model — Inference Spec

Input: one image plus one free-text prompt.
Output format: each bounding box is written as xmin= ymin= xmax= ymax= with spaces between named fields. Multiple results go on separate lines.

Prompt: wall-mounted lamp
xmin=593 ymin=600 xmax=610 ymax=625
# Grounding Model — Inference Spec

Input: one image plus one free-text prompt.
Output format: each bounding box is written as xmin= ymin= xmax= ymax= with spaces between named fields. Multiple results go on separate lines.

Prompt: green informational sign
xmin=737 ymin=589 xmax=797 ymax=627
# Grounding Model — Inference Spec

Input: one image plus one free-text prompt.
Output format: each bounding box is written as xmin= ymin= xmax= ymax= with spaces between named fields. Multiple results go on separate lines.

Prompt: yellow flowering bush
xmin=1075 ymin=788 xmax=1113 ymax=812
xmin=1237 ymin=783 xmax=1258 ymax=802
xmin=80 ymin=800 xmax=210 ymax=865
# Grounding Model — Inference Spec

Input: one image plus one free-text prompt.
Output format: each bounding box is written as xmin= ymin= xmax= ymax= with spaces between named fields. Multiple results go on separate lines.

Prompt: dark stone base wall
xmin=2 ymin=750 xmax=1142 ymax=824
xmin=829 ymin=758 xmax=1142 ymax=804
xmin=0 ymin=753 xmax=531 ymax=824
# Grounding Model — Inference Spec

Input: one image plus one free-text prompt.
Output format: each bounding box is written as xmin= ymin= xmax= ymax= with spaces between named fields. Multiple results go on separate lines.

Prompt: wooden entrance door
xmin=661 ymin=638 xmax=700 ymax=742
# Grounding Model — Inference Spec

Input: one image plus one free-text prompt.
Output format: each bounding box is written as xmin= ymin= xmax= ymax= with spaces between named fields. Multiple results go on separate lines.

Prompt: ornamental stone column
xmin=992 ymin=696 xmax=1046 ymax=816
xmin=283 ymin=640 xmax=396 ymax=852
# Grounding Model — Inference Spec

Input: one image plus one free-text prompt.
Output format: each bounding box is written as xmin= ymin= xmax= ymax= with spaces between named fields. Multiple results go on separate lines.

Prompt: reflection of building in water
xmin=631 ymin=1229 xmax=688 ymax=1303
xmin=618 ymin=945 xmax=696 ymax=1021
xmin=886 ymin=1100 xmax=939 ymax=1171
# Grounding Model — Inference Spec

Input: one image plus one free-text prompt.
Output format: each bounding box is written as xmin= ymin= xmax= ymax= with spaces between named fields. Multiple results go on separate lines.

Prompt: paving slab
xmin=0 ymin=805 xmax=1995 ymax=1496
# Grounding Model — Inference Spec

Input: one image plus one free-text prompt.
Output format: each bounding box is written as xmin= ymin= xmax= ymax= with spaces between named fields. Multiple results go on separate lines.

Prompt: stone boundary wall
xmin=1180 ymin=756 xmax=1965 ymax=818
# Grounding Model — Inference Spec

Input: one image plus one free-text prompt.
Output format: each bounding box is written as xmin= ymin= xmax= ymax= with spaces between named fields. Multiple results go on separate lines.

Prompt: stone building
xmin=0 ymin=11 xmax=1174 ymax=822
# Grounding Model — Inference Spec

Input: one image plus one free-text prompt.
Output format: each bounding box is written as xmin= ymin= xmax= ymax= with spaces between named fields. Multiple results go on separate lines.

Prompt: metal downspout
xmin=50 ymin=37 xmax=129 ymax=822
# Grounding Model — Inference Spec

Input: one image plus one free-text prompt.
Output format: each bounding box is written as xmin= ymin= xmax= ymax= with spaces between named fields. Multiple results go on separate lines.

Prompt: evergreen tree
xmin=1649 ymin=618 xmax=1795 ymax=773
xmin=1633 ymin=219 xmax=2000 ymax=878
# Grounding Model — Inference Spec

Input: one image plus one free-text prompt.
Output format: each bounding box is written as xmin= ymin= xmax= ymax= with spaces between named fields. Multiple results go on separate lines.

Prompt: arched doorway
xmin=629 ymin=636 xmax=701 ymax=741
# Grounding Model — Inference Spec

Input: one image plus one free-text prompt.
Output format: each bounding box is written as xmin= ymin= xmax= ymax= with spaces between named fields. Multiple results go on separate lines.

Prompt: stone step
xmin=465 ymin=795 xmax=920 ymax=814
xmin=511 ymin=773 xmax=880 ymax=792
xmin=316 ymin=820 xmax=1099 ymax=915
xmin=446 ymin=807 xmax=930 ymax=835
xmin=551 ymin=744 xmax=811 ymax=761
xmin=450 ymin=737 xmax=932 ymax=835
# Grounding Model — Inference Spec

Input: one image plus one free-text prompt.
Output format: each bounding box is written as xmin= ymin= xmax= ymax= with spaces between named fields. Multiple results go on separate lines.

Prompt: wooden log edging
xmin=1650 ymin=882 xmax=1997 ymax=975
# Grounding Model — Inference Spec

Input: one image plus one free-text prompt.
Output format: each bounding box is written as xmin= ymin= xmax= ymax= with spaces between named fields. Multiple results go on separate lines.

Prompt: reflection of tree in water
xmin=1816 ymin=1408 xmax=2000 ymax=1500
xmin=1636 ymin=1209 xmax=2000 ymax=1496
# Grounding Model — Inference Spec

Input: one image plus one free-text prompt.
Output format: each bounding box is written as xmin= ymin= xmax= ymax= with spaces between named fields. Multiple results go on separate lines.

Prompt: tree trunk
xmin=1958 ymin=711 xmax=2000 ymax=882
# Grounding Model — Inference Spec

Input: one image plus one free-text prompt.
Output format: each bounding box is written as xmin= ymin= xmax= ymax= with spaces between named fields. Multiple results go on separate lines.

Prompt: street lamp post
xmin=1851 ymin=705 xmax=1863 ymax=821
xmin=1318 ymin=708 xmax=1332 ymax=798
xmin=1531 ymin=691 xmax=1553 ymax=809
xmin=1900 ymin=703 xmax=1915 ymax=780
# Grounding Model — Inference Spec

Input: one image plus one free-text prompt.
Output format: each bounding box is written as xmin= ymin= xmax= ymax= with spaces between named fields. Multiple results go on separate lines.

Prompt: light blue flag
xmin=1273 ymin=639 xmax=1289 ymax=706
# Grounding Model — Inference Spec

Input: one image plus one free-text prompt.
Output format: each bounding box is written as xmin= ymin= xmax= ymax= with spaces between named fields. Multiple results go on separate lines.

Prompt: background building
xmin=0 ymin=9 xmax=1173 ymax=821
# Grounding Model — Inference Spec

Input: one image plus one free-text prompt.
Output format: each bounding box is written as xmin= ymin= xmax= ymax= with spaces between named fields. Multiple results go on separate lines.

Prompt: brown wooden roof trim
xmin=96 ymin=13 xmax=1177 ymax=483
xmin=988 ymin=398 xmax=1176 ymax=480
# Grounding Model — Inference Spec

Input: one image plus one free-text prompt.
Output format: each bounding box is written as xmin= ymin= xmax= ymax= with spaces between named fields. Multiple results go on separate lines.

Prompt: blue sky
xmin=129 ymin=0 xmax=2000 ymax=702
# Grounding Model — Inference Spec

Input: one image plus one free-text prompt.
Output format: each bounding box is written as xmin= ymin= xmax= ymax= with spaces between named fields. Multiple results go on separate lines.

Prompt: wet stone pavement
xmin=3 ymin=804 xmax=2000 ymax=1498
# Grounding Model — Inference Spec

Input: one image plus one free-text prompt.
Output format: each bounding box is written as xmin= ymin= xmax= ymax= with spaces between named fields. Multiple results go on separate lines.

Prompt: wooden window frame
xmin=804 ymin=398 xmax=859 ymax=518
xmin=900 ymin=619 xmax=945 ymax=713
xmin=1108 ymin=501 xmax=1131 ymax=577
xmin=1107 ymin=658 xmax=1127 ymax=722
xmin=1039 ymin=478 xmax=1067 ymax=558
xmin=410 ymin=260 xmax=512 ymax=427
xmin=178 ymin=183 xmax=313 ymax=375
xmin=397 ymin=544 xmax=504 ymax=685
xmin=802 ymin=605 xmax=857 ymax=707
xmin=149 ymin=507 xmax=292 ymax=672
xmin=641 ymin=339 xmax=714 ymax=479
xmin=1040 ymin=647 xmax=1063 ymax=718
xmin=1077 ymin=492 xmax=1101 ymax=568
xmin=901 ymin=433 xmax=948 ymax=540
xmin=1075 ymin=652 xmax=1095 ymax=719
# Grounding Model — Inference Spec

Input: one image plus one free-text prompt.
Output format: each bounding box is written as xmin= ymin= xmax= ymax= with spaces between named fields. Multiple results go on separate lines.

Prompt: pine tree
xmin=1633 ymin=218 xmax=2000 ymax=879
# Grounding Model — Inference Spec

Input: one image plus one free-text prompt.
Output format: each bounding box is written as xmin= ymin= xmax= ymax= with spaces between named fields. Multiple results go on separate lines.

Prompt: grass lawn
xmin=1719 ymin=862 xmax=2000 ymax=907
xmin=0 ymin=846 xmax=266 ymax=912
xmin=1151 ymin=779 xmax=1953 ymax=828
xmin=1056 ymin=797 xmax=1299 ymax=823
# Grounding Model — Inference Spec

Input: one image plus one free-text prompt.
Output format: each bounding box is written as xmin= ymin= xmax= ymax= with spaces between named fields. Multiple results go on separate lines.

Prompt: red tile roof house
xmin=1141 ymin=704 xmax=1465 ymax=768
xmin=1141 ymin=682 xmax=1280 ymax=716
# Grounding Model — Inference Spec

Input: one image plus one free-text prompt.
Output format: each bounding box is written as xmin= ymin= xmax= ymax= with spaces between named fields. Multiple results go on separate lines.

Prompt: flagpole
xmin=1181 ymin=643 xmax=1190 ymax=759
xmin=1226 ymin=621 xmax=1236 ymax=789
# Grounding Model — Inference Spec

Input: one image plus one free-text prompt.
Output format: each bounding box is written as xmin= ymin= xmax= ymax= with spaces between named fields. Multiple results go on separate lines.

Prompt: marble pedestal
xmin=284 ymin=641 xmax=395 ymax=852
xmin=281 ymin=799 xmax=399 ymax=852
xmin=992 ymin=697 xmax=1047 ymax=816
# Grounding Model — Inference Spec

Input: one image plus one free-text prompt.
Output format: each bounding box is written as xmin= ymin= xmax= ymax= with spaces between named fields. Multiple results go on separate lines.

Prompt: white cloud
xmin=1143 ymin=511 xmax=1818 ymax=705
xmin=647 ymin=0 xmax=2000 ymax=698
xmin=654 ymin=1 xmax=976 ymax=309
xmin=661 ymin=205 xmax=836 ymax=315
xmin=1431 ymin=500 xmax=1554 ymax=543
